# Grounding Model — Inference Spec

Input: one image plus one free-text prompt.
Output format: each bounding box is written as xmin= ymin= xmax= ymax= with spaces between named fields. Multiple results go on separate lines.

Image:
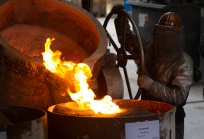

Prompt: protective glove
xmin=137 ymin=71 xmax=154 ymax=91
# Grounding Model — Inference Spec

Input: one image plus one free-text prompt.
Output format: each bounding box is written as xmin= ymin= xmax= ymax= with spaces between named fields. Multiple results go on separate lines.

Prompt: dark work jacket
xmin=143 ymin=46 xmax=193 ymax=124
xmin=115 ymin=18 xmax=194 ymax=125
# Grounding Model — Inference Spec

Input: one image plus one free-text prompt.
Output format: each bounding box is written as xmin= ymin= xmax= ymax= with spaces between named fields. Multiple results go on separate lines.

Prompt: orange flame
xmin=42 ymin=38 xmax=120 ymax=114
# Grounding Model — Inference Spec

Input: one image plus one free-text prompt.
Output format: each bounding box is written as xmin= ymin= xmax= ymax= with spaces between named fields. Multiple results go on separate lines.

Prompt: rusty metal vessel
xmin=47 ymin=100 xmax=175 ymax=139
xmin=0 ymin=0 xmax=108 ymax=110
xmin=0 ymin=105 xmax=47 ymax=139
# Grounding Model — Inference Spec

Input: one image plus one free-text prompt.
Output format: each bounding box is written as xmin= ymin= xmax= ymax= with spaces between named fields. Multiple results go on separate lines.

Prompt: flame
xmin=42 ymin=38 xmax=120 ymax=114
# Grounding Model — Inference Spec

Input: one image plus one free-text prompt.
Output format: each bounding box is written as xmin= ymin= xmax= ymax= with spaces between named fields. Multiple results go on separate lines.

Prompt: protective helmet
xmin=153 ymin=12 xmax=184 ymax=62
xmin=158 ymin=12 xmax=183 ymax=29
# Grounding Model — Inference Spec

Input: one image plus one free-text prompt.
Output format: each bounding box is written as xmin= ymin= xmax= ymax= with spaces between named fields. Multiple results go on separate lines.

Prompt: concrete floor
xmin=97 ymin=17 xmax=204 ymax=139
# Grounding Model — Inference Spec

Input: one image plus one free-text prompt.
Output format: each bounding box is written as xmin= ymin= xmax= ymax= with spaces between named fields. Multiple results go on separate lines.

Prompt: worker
xmin=113 ymin=6 xmax=193 ymax=139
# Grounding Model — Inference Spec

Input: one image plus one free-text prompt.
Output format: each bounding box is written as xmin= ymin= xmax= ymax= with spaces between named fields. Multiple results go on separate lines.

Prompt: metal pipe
xmin=82 ymin=0 xmax=93 ymax=13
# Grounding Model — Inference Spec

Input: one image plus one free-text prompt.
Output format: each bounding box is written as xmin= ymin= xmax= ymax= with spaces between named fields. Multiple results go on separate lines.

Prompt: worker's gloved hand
xmin=111 ymin=4 xmax=125 ymax=14
xmin=137 ymin=71 xmax=154 ymax=91
xmin=199 ymin=43 xmax=204 ymax=58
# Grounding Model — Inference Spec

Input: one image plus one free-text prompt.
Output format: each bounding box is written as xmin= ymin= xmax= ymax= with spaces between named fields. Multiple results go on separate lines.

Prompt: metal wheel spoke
xmin=123 ymin=67 xmax=133 ymax=99
xmin=126 ymin=54 xmax=140 ymax=60
xmin=121 ymin=16 xmax=126 ymax=50
xmin=134 ymin=88 xmax=142 ymax=99
xmin=107 ymin=33 xmax=119 ymax=52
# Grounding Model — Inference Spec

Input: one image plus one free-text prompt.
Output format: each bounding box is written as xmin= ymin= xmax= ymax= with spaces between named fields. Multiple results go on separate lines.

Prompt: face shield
xmin=153 ymin=25 xmax=184 ymax=62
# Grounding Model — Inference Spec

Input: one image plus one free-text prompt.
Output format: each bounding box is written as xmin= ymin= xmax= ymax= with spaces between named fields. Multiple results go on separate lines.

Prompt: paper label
xmin=125 ymin=120 xmax=159 ymax=139
xmin=138 ymin=13 xmax=148 ymax=27
xmin=0 ymin=132 xmax=7 ymax=139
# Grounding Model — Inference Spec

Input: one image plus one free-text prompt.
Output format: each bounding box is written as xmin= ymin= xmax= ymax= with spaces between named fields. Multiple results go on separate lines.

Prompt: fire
xmin=42 ymin=38 xmax=120 ymax=114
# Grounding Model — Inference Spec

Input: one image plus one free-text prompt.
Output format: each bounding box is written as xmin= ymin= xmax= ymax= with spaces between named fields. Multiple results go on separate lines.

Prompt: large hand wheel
xmin=102 ymin=5 xmax=145 ymax=99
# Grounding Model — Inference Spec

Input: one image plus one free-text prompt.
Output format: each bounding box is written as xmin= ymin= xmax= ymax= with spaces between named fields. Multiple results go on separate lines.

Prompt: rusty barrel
xmin=47 ymin=100 xmax=176 ymax=139
xmin=0 ymin=105 xmax=47 ymax=139
xmin=0 ymin=0 xmax=108 ymax=110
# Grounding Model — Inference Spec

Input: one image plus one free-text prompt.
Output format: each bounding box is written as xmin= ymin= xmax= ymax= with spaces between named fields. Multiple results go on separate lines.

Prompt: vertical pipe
xmin=82 ymin=0 xmax=93 ymax=14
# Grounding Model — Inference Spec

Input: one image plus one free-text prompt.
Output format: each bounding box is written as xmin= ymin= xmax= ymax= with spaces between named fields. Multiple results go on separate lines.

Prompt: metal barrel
xmin=47 ymin=100 xmax=175 ymax=139
xmin=0 ymin=105 xmax=47 ymax=139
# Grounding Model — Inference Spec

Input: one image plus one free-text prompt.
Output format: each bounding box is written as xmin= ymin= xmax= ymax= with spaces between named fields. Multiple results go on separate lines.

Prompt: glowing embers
xmin=42 ymin=38 xmax=120 ymax=114
xmin=51 ymin=101 xmax=152 ymax=117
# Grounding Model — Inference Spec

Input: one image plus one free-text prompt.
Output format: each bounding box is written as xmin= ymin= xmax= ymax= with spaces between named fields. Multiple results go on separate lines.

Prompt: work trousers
xmin=176 ymin=123 xmax=184 ymax=139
